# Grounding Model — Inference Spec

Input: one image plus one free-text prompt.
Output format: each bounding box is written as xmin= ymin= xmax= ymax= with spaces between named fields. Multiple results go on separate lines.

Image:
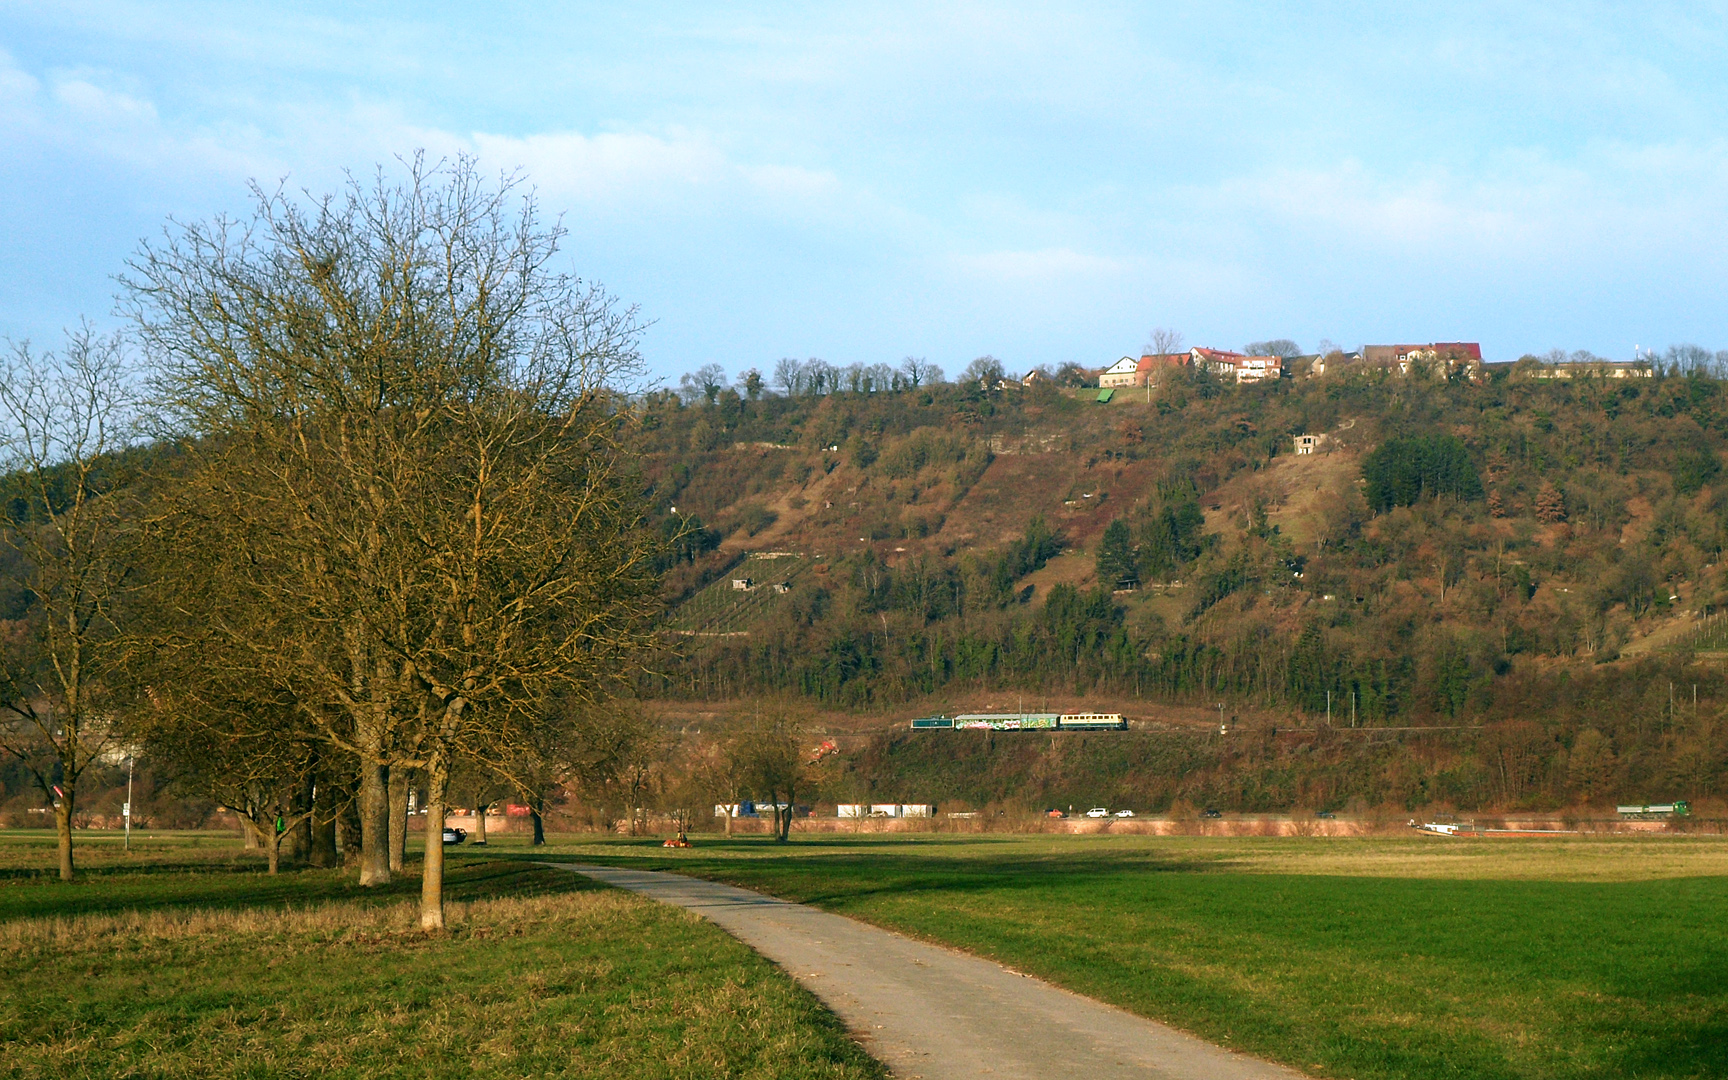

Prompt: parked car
xmin=442 ymin=827 xmax=467 ymax=845
xmin=1085 ymin=807 xmax=1110 ymax=818
xmin=1200 ymin=808 xmax=1222 ymax=819
xmin=1315 ymin=810 xmax=1336 ymax=819
xmin=1045 ymin=808 xmax=1065 ymax=818
xmin=1114 ymin=809 xmax=1135 ymax=818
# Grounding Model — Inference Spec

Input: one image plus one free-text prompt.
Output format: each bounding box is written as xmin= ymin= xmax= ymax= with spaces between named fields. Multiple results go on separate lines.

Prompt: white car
xmin=1114 ymin=810 xmax=1135 ymax=818
xmin=1085 ymin=807 xmax=1110 ymax=818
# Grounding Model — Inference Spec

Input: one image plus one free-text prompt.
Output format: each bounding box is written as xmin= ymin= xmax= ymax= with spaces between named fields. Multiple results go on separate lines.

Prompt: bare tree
xmin=962 ymin=356 xmax=1006 ymax=387
xmin=734 ymin=711 xmax=811 ymax=842
xmin=138 ymin=686 xmax=328 ymax=875
xmin=1245 ymin=339 xmax=1302 ymax=359
xmin=0 ymin=328 xmax=141 ymax=881
xmin=899 ymin=356 xmax=943 ymax=388
xmin=678 ymin=363 xmax=729 ymax=405
xmin=1145 ymin=327 xmax=1185 ymax=356
xmin=125 ymin=155 xmax=663 ymax=928
xmin=772 ymin=357 xmax=806 ymax=397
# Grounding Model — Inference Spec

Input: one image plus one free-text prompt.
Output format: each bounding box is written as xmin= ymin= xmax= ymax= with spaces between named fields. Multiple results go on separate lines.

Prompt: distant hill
xmin=633 ymin=365 xmax=1728 ymax=808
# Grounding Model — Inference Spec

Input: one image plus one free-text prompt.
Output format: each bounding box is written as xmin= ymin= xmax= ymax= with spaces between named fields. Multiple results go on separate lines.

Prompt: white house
xmin=1097 ymin=356 xmax=1141 ymax=388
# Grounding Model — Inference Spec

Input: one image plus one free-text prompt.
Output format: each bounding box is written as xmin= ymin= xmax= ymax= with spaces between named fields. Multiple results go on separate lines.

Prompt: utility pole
xmin=1326 ymin=690 xmax=1332 ymax=726
xmin=1352 ymin=691 xmax=1357 ymax=728
xmin=124 ymin=755 xmax=134 ymax=853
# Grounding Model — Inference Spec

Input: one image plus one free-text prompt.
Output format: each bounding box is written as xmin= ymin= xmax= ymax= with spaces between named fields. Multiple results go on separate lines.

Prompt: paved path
xmin=562 ymin=864 xmax=1308 ymax=1080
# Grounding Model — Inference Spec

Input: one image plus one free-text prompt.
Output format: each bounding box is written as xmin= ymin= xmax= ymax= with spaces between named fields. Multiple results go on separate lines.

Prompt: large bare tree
xmin=0 ymin=329 xmax=142 ymax=881
xmin=125 ymin=155 xmax=663 ymax=927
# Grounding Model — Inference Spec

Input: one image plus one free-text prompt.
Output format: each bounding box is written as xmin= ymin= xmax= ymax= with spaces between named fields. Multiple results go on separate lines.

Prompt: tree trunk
xmin=420 ymin=754 xmax=448 ymax=931
xmin=284 ymin=761 xmax=317 ymax=865
xmin=388 ymin=767 xmax=410 ymax=873
xmin=265 ymin=822 xmax=281 ymax=876
xmin=472 ymin=800 xmax=488 ymax=845
xmin=725 ymin=805 xmax=733 ymax=837
xmin=307 ymin=805 xmax=339 ymax=868
xmin=779 ymin=790 xmax=795 ymax=842
xmin=529 ymin=792 xmax=546 ymax=846
xmin=358 ymin=756 xmax=391 ymax=885
xmin=55 ymin=791 xmax=75 ymax=881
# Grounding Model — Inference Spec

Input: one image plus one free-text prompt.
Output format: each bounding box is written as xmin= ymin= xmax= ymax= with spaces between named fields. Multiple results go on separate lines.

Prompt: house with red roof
xmin=1191 ymin=347 xmax=1283 ymax=383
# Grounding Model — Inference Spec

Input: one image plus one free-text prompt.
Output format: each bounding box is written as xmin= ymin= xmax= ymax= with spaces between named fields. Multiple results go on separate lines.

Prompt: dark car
xmin=1200 ymin=808 xmax=1223 ymax=819
xmin=1315 ymin=810 xmax=1336 ymax=819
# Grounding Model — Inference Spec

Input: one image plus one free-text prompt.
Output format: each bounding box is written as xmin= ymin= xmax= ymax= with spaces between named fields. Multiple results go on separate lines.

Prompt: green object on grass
xmin=1095 ymin=388 xmax=1115 ymax=403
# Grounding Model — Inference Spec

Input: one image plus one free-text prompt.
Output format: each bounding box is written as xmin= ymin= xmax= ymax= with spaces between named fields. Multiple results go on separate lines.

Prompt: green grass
xmin=0 ymin=833 xmax=886 ymax=1080
xmin=536 ymin=832 xmax=1728 ymax=1080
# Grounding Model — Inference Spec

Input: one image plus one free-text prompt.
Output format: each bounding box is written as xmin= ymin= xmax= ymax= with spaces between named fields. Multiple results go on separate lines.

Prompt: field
xmin=545 ymin=832 xmax=1728 ymax=1080
xmin=0 ymin=832 xmax=885 ymax=1080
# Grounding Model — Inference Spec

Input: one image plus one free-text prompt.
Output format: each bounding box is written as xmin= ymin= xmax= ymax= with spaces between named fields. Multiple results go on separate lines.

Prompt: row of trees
xmin=0 ymin=158 xmax=665 ymax=927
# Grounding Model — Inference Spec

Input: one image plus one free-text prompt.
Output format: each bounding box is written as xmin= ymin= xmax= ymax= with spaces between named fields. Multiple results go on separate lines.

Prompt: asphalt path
xmin=561 ymin=863 xmax=1309 ymax=1080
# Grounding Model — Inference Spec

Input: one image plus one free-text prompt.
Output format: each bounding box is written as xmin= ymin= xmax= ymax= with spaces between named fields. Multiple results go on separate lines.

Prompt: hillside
xmin=632 ymin=364 xmax=1728 ymax=809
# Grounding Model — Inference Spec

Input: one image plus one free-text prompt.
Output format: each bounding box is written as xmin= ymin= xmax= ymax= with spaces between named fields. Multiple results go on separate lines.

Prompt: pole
xmin=1352 ymin=691 xmax=1357 ymax=728
xmin=1326 ymin=690 xmax=1331 ymax=726
xmin=124 ymin=755 xmax=133 ymax=853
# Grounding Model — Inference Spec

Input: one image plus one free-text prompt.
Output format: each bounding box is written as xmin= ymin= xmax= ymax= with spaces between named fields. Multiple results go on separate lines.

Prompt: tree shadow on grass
xmin=0 ymin=858 xmax=587 ymax=922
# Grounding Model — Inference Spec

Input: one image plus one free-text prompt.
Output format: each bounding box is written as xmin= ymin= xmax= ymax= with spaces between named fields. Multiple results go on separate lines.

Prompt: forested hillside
xmin=633 ymin=360 xmax=1728 ymax=808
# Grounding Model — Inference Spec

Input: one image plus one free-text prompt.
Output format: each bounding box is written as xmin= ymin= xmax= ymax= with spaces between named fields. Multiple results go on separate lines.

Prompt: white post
xmin=124 ymin=756 xmax=133 ymax=853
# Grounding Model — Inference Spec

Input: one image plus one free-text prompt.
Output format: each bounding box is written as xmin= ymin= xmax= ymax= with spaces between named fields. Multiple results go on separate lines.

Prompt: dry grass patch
xmin=0 ymin=860 xmax=886 ymax=1080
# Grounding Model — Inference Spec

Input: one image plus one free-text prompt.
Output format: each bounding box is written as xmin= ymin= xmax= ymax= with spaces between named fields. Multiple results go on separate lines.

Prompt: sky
xmin=3 ymin=2 xmax=1728 ymax=384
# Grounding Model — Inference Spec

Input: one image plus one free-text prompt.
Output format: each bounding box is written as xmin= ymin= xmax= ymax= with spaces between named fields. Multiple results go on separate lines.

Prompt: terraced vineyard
xmin=664 ymin=554 xmax=811 ymax=635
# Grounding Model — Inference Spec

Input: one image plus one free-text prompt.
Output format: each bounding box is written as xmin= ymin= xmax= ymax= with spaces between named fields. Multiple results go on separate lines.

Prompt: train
xmin=1616 ymin=801 xmax=1690 ymax=819
xmin=909 ymin=712 xmax=1126 ymax=731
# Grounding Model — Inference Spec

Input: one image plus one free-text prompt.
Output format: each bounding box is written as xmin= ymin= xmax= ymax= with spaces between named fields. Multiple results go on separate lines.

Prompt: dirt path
xmin=562 ymin=864 xmax=1308 ymax=1080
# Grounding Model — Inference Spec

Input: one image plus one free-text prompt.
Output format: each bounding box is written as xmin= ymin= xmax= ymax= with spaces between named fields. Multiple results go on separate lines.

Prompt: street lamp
xmin=124 ymin=754 xmax=134 ymax=853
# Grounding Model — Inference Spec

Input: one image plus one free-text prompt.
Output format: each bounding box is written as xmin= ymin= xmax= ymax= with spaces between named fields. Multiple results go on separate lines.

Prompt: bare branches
xmin=127 ymin=155 xmax=665 ymax=914
xmin=0 ymin=327 xmax=144 ymax=880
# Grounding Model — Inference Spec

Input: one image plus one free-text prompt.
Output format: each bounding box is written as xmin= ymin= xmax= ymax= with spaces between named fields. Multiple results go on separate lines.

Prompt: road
xmin=561 ymin=864 xmax=1309 ymax=1080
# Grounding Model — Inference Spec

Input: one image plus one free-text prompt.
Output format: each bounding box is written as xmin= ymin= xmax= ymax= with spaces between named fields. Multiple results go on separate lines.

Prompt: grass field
xmin=541 ymin=832 xmax=1728 ymax=1080
xmin=0 ymin=833 xmax=886 ymax=1080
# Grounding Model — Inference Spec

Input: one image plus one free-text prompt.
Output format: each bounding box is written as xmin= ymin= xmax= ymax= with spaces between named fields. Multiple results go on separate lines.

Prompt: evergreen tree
xmin=1362 ymin=433 xmax=1483 ymax=512
xmin=1095 ymin=519 xmax=1138 ymax=590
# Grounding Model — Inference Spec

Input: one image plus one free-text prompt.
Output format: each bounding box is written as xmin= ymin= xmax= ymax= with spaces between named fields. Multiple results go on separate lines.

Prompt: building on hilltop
xmin=1191 ymin=347 xmax=1283 ymax=383
xmin=1097 ymin=352 xmax=1191 ymax=388
xmin=1293 ymin=434 xmax=1327 ymax=455
xmin=1098 ymin=356 xmax=1142 ymax=388
xmin=1361 ymin=342 xmax=1482 ymax=379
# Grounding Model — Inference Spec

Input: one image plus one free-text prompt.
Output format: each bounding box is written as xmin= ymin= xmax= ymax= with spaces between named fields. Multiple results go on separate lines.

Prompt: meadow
xmin=0 ymin=832 xmax=885 ymax=1080
xmin=546 ymin=831 xmax=1728 ymax=1080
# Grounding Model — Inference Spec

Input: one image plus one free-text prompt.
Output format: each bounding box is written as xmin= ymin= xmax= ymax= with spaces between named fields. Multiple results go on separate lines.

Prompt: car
xmin=1045 ymin=808 xmax=1065 ymax=818
xmin=1200 ymin=808 xmax=1223 ymax=819
xmin=441 ymin=827 xmax=467 ymax=845
xmin=1085 ymin=807 xmax=1110 ymax=818
xmin=1315 ymin=810 xmax=1336 ymax=819
xmin=1114 ymin=809 xmax=1135 ymax=818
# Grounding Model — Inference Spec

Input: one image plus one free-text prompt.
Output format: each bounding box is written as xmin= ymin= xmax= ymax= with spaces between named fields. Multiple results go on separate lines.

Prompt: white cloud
xmin=51 ymin=76 xmax=157 ymax=125
xmin=952 ymin=247 xmax=1128 ymax=283
xmin=0 ymin=50 xmax=42 ymax=124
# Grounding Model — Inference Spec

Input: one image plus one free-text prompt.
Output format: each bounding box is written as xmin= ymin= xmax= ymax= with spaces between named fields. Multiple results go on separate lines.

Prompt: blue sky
xmin=3 ymin=2 xmax=1728 ymax=383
